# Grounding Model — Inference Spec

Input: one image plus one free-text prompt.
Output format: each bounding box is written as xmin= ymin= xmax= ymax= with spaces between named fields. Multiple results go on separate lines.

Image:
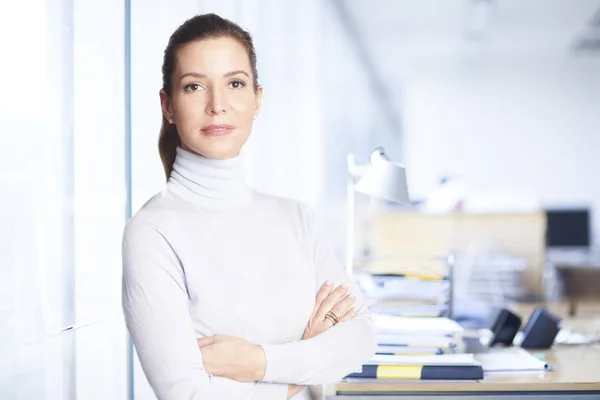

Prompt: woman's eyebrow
xmin=223 ymin=70 xmax=250 ymax=78
xmin=180 ymin=72 xmax=206 ymax=80
xmin=179 ymin=70 xmax=250 ymax=80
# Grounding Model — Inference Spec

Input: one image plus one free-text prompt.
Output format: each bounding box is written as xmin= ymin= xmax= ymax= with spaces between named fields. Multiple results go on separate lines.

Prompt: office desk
xmin=322 ymin=303 xmax=600 ymax=399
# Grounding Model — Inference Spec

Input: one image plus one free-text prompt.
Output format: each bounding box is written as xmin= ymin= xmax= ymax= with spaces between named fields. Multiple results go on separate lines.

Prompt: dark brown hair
xmin=158 ymin=13 xmax=259 ymax=180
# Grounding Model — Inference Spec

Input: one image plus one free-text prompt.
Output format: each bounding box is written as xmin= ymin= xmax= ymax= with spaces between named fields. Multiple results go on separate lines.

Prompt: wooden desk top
xmin=327 ymin=302 xmax=600 ymax=395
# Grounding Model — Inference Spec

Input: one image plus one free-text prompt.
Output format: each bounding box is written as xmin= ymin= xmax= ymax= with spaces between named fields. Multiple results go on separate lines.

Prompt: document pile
xmin=345 ymin=314 xmax=484 ymax=381
xmin=373 ymin=314 xmax=463 ymax=356
xmin=357 ymin=273 xmax=450 ymax=317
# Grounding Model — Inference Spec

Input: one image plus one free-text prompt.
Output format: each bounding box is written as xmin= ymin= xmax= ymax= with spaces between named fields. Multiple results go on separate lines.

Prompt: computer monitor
xmin=545 ymin=208 xmax=591 ymax=248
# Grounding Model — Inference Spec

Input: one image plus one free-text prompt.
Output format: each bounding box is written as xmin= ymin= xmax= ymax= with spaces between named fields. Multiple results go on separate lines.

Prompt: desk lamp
xmin=346 ymin=147 xmax=411 ymax=277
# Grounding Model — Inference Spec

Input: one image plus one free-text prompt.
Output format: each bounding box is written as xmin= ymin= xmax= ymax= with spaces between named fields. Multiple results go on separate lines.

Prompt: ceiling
xmin=342 ymin=0 xmax=600 ymax=65
xmin=330 ymin=0 xmax=600 ymax=145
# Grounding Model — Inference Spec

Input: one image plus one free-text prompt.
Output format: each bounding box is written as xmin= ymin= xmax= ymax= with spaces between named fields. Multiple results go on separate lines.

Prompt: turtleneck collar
xmin=166 ymin=146 xmax=252 ymax=209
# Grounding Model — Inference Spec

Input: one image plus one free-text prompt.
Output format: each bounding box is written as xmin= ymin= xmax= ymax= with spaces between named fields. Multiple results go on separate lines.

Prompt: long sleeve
xmin=121 ymin=222 xmax=288 ymax=400
xmin=260 ymin=205 xmax=377 ymax=385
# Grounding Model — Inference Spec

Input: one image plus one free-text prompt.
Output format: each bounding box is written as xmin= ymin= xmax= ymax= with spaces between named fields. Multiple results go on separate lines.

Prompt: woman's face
xmin=160 ymin=37 xmax=262 ymax=159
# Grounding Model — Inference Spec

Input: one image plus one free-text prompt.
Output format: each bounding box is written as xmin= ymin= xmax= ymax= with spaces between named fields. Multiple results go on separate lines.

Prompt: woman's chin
xmin=195 ymin=143 xmax=242 ymax=159
xmin=182 ymin=133 xmax=248 ymax=159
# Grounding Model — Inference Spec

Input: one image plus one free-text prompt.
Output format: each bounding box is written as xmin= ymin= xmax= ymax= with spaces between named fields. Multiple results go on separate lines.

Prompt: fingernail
xmin=348 ymin=293 xmax=355 ymax=299
xmin=341 ymin=283 xmax=349 ymax=289
xmin=325 ymin=280 xmax=332 ymax=286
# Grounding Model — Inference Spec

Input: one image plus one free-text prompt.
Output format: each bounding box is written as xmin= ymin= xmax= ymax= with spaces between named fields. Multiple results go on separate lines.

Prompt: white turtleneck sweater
xmin=121 ymin=147 xmax=376 ymax=400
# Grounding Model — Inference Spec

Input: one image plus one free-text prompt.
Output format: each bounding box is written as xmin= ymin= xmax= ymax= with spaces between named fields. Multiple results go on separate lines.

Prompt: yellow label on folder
xmin=402 ymin=273 xmax=444 ymax=280
xmin=377 ymin=365 xmax=423 ymax=380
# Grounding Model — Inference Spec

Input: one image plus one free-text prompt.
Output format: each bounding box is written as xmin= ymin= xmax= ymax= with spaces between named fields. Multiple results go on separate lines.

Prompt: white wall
xmin=73 ymin=0 xmax=129 ymax=397
xmin=402 ymin=57 xmax=600 ymax=243
xmin=0 ymin=0 xmax=128 ymax=398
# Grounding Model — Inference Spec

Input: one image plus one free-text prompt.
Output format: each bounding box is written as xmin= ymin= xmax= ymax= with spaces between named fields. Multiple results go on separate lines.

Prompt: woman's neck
xmin=166 ymin=146 xmax=252 ymax=209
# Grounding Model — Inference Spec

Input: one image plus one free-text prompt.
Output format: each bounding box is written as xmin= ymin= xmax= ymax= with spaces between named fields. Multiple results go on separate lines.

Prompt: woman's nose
xmin=206 ymin=89 xmax=227 ymax=115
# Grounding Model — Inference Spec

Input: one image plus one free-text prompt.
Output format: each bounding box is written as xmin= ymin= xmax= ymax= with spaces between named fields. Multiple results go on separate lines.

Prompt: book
xmin=346 ymin=364 xmax=484 ymax=380
xmin=347 ymin=349 xmax=484 ymax=381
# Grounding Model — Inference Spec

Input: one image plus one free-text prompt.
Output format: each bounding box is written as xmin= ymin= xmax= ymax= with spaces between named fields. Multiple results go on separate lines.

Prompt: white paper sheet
xmin=376 ymin=345 xmax=443 ymax=354
xmin=376 ymin=334 xmax=455 ymax=348
xmin=368 ymin=353 xmax=478 ymax=366
xmin=475 ymin=347 xmax=548 ymax=373
xmin=373 ymin=314 xmax=464 ymax=335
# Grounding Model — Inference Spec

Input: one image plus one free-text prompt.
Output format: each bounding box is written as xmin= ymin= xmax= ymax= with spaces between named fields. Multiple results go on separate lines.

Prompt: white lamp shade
xmin=354 ymin=152 xmax=410 ymax=204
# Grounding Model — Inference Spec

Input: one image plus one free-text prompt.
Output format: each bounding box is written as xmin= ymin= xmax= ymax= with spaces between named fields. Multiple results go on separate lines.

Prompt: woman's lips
xmin=201 ymin=124 xmax=235 ymax=136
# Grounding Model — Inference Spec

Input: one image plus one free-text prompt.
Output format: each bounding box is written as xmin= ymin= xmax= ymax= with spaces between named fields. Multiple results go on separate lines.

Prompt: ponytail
xmin=158 ymin=117 xmax=181 ymax=181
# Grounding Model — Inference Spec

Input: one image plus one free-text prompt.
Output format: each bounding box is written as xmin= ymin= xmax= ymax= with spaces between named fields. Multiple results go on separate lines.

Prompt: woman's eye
xmin=185 ymin=83 xmax=202 ymax=92
xmin=229 ymin=80 xmax=246 ymax=89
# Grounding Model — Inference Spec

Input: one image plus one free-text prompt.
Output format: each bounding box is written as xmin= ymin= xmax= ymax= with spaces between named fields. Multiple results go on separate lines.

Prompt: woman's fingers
xmin=339 ymin=307 xmax=358 ymax=322
xmin=317 ymin=284 xmax=349 ymax=319
xmin=331 ymin=293 xmax=356 ymax=321
xmin=312 ymin=281 xmax=333 ymax=318
xmin=302 ymin=283 xmax=359 ymax=338
xmin=197 ymin=336 xmax=216 ymax=347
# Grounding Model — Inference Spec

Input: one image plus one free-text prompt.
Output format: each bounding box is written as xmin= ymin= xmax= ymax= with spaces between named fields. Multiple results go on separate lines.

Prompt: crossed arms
xmin=122 ymin=220 xmax=376 ymax=400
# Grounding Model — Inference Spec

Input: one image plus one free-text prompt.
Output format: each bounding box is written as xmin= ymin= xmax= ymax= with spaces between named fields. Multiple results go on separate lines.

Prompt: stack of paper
xmin=376 ymin=334 xmax=456 ymax=350
xmin=372 ymin=314 xmax=463 ymax=335
xmin=376 ymin=344 xmax=444 ymax=356
xmin=342 ymin=313 xmax=485 ymax=381
xmin=359 ymin=274 xmax=449 ymax=302
xmin=372 ymin=314 xmax=463 ymax=354
xmin=346 ymin=353 xmax=483 ymax=381
xmin=370 ymin=303 xmax=448 ymax=318
xmin=368 ymin=354 xmax=477 ymax=366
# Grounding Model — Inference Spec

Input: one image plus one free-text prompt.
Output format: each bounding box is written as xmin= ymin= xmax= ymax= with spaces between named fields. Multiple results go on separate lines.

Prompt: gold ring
xmin=325 ymin=310 xmax=340 ymax=325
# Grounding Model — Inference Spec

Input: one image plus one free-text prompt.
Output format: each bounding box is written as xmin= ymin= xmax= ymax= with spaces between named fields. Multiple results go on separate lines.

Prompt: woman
xmin=122 ymin=13 xmax=376 ymax=400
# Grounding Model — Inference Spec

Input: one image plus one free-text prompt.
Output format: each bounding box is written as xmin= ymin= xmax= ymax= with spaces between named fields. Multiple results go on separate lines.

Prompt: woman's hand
xmin=197 ymin=282 xmax=358 ymax=395
xmin=198 ymin=335 xmax=265 ymax=382
xmin=286 ymin=282 xmax=359 ymax=398
xmin=301 ymin=281 xmax=357 ymax=340
xmin=198 ymin=336 xmax=311 ymax=399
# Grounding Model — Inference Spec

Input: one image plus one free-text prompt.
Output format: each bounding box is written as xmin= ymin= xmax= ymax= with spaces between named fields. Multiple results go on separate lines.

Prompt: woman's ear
xmin=159 ymin=89 xmax=174 ymax=123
